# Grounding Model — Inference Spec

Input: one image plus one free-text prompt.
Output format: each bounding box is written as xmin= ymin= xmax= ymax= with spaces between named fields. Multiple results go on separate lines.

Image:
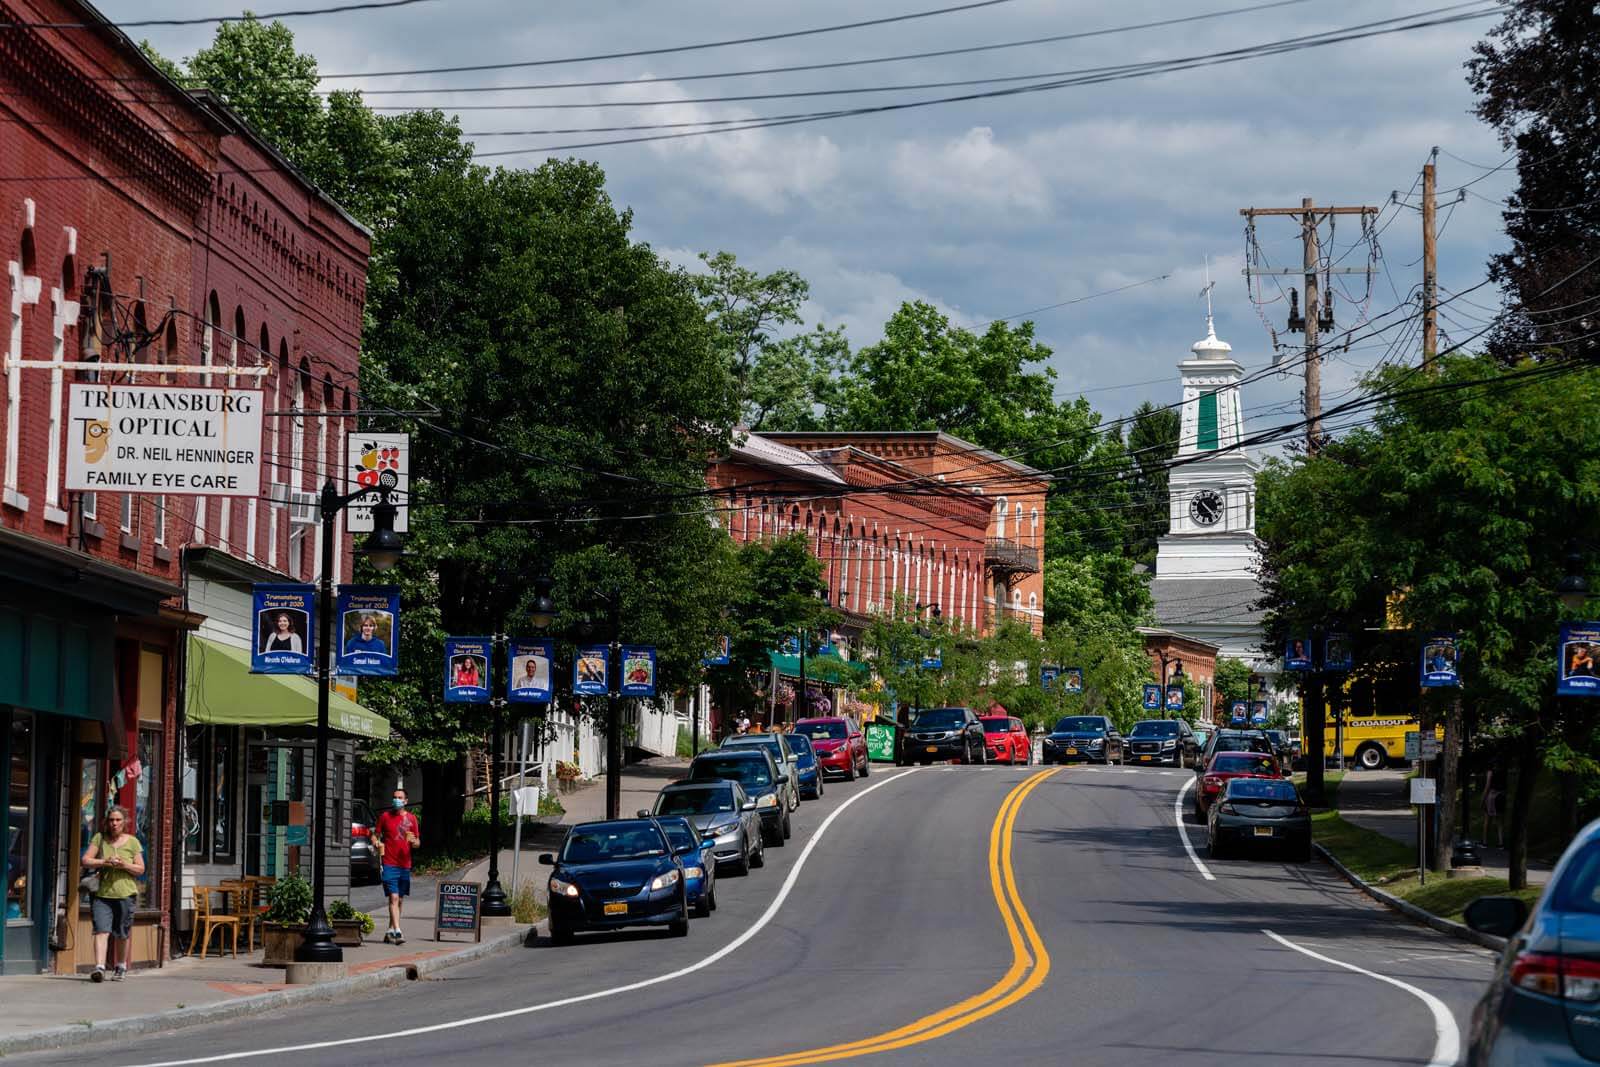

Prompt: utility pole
xmin=1422 ymin=162 xmax=1438 ymax=367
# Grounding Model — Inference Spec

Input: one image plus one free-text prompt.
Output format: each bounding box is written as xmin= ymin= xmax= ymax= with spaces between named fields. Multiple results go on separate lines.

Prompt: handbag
xmin=79 ymin=833 xmax=103 ymax=897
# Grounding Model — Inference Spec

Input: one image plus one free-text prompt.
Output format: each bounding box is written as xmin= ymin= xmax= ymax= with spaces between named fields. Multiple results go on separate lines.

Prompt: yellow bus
xmin=1318 ymin=667 xmax=1441 ymax=770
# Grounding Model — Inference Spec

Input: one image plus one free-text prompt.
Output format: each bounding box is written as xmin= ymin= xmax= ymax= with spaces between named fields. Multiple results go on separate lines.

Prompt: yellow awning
xmin=186 ymin=636 xmax=390 ymax=740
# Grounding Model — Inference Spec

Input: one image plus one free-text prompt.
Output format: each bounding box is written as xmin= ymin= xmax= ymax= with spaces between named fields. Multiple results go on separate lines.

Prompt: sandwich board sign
xmin=434 ymin=880 xmax=482 ymax=942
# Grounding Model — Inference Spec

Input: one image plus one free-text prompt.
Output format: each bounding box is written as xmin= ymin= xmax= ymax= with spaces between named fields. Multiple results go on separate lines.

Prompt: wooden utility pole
xmin=1421 ymin=162 xmax=1439 ymax=369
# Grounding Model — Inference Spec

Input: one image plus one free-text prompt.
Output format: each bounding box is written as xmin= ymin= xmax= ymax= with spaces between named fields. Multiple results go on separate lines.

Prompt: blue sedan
xmin=540 ymin=819 xmax=690 ymax=944
xmin=784 ymin=733 xmax=825 ymax=800
xmin=654 ymin=816 xmax=718 ymax=918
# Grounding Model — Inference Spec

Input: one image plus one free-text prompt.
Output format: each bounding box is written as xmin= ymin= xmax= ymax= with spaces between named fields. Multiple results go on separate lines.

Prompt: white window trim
xmin=6 ymin=256 xmax=41 ymax=510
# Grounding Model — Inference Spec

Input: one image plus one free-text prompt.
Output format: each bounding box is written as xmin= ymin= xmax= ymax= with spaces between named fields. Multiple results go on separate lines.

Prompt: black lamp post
xmin=298 ymin=477 xmax=404 ymax=965
xmin=1559 ymin=542 xmax=1590 ymax=612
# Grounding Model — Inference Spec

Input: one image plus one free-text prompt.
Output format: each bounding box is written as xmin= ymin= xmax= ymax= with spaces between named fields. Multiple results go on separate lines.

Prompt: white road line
xmin=1265 ymin=929 xmax=1461 ymax=1067
xmin=130 ymin=769 xmax=922 ymax=1067
xmin=1175 ymin=778 xmax=1215 ymax=881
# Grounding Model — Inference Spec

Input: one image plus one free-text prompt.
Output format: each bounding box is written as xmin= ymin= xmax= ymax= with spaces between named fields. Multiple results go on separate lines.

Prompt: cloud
xmin=888 ymin=126 xmax=1050 ymax=215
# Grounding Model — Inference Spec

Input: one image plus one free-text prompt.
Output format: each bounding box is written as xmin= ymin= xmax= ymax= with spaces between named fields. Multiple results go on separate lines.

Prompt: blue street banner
xmin=921 ymin=649 xmax=943 ymax=670
xmin=702 ymin=636 xmax=731 ymax=667
xmin=1285 ymin=637 xmax=1313 ymax=671
xmin=780 ymin=635 xmax=801 ymax=657
xmin=1253 ymin=700 xmax=1269 ymax=721
xmin=815 ymin=629 xmax=834 ymax=656
xmin=1559 ymin=623 xmax=1600 ymax=697
xmin=444 ymin=637 xmax=492 ymax=704
xmin=1041 ymin=666 xmax=1059 ymax=691
xmin=1420 ymin=633 xmax=1461 ymax=688
xmin=508 ymin=639 xmax=554 ymax=703
xmin=1324 ymin=633 xmax=1353 ymax=672
xmin=251 ymin=584 xmax=314 ymax=674
xmin=1063 ymin=668 xmax=1084 ymax=694
xmin=574 ymin=645 xmax=609 ymax=696
xmin=620 ymin=646 xmax=657 ymax=698
xmin=335 ymin=585 xmax=400 ymax=676
xmin=1230 ymin=700 xmax=1248 ymax=725
xmin=1165 ymin=684 xmax=1184 ymax=711
xmin=1142 ymin=684 xmax=1163 ymax=711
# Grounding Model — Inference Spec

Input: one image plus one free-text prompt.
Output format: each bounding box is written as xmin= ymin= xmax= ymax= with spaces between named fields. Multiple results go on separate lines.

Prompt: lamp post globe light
xmin=298 ymin=477 xmax=404 ymax=965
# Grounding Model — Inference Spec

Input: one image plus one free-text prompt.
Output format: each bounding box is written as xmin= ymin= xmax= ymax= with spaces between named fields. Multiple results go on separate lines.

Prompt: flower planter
xmin=332 ymin=919 xmax=365 ymax=947
xmin=261 ymin=922 xmax=304 ymax=966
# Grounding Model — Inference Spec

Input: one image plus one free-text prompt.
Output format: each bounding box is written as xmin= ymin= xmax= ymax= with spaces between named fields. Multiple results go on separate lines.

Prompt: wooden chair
xmin=219 ymin=880 xmax=258 ymax=950
xmin=188 ymin=886 xmax=240 ymax=960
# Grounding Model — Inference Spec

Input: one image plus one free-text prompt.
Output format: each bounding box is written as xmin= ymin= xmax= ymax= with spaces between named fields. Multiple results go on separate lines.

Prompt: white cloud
xmin=888 ymin=126 xmax=1050 ymax=215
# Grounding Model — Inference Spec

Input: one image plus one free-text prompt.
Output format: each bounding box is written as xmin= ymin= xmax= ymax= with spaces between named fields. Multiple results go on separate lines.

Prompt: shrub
xmin=263 ymin=872 xmax=313 ymax=925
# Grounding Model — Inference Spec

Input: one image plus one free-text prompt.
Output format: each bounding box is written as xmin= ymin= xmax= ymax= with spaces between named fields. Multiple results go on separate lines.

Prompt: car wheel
xmin=548 ymin=917 xmax=573 ymax=946
xmin=860 ymin=753 xmax=870 ymax=777
xmin=708 ymin=882 xmax=718 ymax=912
xmin=750 ymin=838 xmax=766 ymax=868
xmin=1357 ymin=744 xmax=1386 ymax=771
xmin=694 ymin=892 xmax=712 ymax=919
xmin=729 ymin=845 xmax=750 ymax=877
xmin=817 ymin=776 xmax=825 ymax=797
xmin=782 ymin=810 xmax=792 ymax=840
xmin=844 ymin=760 xmax=856 ymax=782
xmin=669 ymin=915 xmax=690 ymax=938
xmin=1207 ymin=833 xmax=1227 ymax=861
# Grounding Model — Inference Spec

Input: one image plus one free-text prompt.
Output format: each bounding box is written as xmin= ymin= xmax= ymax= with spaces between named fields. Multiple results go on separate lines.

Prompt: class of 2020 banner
xmin=444 ymin=637 xmax=492 ymax=704
xmin=1142 ymin=684 xmax=1163 ymax=711
xmin=1559 ymin=622 xmax=1600 ymax=697
xmin=574 ymin=645 xmax=609 ymax=696
xmin=1063 ymin=668 xmax=1084 ymax=694
xmin=1420 ymin=633 xmax=1461 ymax=688
xmin=620 ymin=646 xmax=657 ymax=698
xmin=252 ymin=584 xmax=314 ymax=674
xmin=1230 ymin=700 xmax=1248 ymax=725
xmin=335 ymin=585 xmax=400 ymax=677
xmin=508 ymin=639 xmax=554 ymax=703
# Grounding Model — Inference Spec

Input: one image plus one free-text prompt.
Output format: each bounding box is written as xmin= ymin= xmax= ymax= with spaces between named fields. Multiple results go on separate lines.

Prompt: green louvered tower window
xmin=1197 ymin=390 xmax=1219 ymax=450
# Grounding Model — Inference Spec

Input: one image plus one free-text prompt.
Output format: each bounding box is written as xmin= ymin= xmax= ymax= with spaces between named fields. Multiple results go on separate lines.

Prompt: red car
xmin=1195 ymin=750 xmax=1282 ymax=818
xmin=980 ymin=716 xmax=1032 ymax=765
xmin=794 ymin=716 xmax=870 ymax=780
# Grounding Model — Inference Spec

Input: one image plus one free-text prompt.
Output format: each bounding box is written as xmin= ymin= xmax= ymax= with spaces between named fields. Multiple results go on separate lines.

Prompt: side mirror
xmin=636 ymin=809 xmax=651 ymax=819
xmin=1463 ymin=896 xmax=1530 ymax=937
xmin=674 ymin=845 xmax=696 ymax=856
xmin=742 ymin=801 xmax=757 ymax=812
xmin=538 ymin=853 xmax=555 ymax=866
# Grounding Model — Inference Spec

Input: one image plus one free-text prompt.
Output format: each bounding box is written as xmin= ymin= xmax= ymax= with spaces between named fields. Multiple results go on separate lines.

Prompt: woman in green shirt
xmin=81 ymin=806 xmax=144 ymax=982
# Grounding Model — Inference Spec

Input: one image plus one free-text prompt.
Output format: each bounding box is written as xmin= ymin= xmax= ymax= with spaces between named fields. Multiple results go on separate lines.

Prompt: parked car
xmin=1195 ymin=728 xmax=1275 ymax=789
xmin=654 ymin=816 xmax=718 ymax=918
xmin=1125 ymin=719 xmax=1198 ymax=768
xmin=1195 ymin=750 xmax=1283 ymax=818
xmin=720 ymin=733 xmax=801 ymax=811
xmin=981 ymin=716 xmax=1032 ymax=765
xmin=1206 ymin=776 xmax=1311 ymax=861
xmin=540 ymin=819 xmax=690 ymax=944
xmin=1042 ymin=715 xmax=1124 ymax=765
xmin=1464 ymin=819 xmax=1600 ymax=1065
xmin=687 ymin=749 xmax=790 ymax=846
xmin=650 ymin=780 xmax=763 ymax=875
xmin=1263 ymin=729 xmax=1295 ymax=770
xmin=349 ymin=799 xmax=381 ymax=886
xmin=782 ymin=732 xmax=825 ymax=800
xmin=903 ymin=707 xmax=986 ymax=765
xmin=794 ymin=716 xmax=869 ymax=780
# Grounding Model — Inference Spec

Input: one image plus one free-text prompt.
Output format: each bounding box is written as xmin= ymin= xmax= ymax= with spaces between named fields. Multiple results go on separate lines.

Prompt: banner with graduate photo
xmin=1324 ymin=633 xmax=1353 ymax=672
xmin=1230 ymin=700 xmax=1249 ymax=725
xmin=574 ymin=645 xmax=609 ymax=696
xmin=1420 ymin=633 xmax=1461 ymax=688
xmin=508 ymin=639 xmax=554 ymax=704
xmin=1253 ymin=700 xmax=1270 ymax=722
xmin=1142 ymin=684 xmax=1163 ymax=711
xmin=443 ymin=637 xmax=492 ymax=704
xmin=251 ymin=584 xmax=314 ymax=674
xmin=1063 ymin=667 xmax=1084 ymax=694
xmin=1165 ymin=684 xmax=1185 ymax=711
xmin=1041 ymin=666 xmax=1059 ymax=692
xmin=620 ymin=646 xmax=657 ymax=698
xmin=1559 ymin=623 xmax=1600 ymax=697
xmin=1285 ymin=637 xmax=1313 ymax=671
xmin=702 ymin=636 xmax=731 ymax=667
xmin=335 ymin=585 xmax=400 ymax=677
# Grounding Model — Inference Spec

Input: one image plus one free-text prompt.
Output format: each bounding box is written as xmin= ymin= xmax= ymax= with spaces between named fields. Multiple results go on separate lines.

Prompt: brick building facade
xmin=1 ymin=0 xmax=369 ymax=975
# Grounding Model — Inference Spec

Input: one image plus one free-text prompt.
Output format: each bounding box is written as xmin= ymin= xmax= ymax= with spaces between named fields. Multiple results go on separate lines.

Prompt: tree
xmin=706 ymin=533 xmax=834 ymax=716
xmin=1125 ymin=400 xmax=1181 ymax=564
xmin=1467 ymin=1 xmax=1600 ymax=364
xmin=744 ymin=326 xmax=848 ymax=432
xmin=1041 ymin=552 xmax=1151 ymax=634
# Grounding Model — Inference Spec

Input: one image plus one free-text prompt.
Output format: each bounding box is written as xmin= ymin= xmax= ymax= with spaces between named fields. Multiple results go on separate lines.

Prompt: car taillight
xmin=1512 ymin=953 xmax=1600 ymax=1001
xmin=351 ymin=823 xmax=368 ymax=838
xmin=1203 ymin=776 xmax=1223 ymax=792
xmin=1217 ymin=802 xmax=1238 ymax=815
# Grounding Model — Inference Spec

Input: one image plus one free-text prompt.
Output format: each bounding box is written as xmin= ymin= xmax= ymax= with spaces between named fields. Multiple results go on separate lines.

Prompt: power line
xmin=992 ymin=274 xmax=1173 ymax=323
xmin=1 ymin=0 xmax=440 ymax=29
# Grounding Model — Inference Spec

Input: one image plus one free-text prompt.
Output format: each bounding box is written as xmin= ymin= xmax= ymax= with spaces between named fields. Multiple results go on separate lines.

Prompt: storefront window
xmin=80 ymin=758 xmax=104 ymax=898
xmin=183 ymin=727 xmax=203 ymax=860
xmin=6 ymin=713 xmax=32 ymax=922
xmin=213 ymin=728 xmax=234 ymax=860
xmin=134 ymin=728 xmax=161 ymax=909
xmin=183 ymin=725 xmax=236 ymax=863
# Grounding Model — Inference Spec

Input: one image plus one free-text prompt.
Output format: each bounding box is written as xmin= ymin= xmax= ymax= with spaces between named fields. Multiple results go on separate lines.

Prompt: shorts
xmin=381 ymin=865 xmax=412 ymax=898
xmin=91 ymin=895 xmax=136 ymax=939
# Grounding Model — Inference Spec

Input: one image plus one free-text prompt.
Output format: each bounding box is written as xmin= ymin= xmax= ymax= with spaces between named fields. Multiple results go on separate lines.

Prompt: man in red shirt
xmin=374 ymin=785 xmax=420 ymax=944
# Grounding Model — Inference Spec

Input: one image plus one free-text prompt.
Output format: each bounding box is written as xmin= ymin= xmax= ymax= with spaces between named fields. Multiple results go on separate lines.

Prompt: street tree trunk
xmin=1434 ymin=695 xmax=1463 ymax=872
xmin=1508 ymin=731 xmax=1540 ymax=891
xmin=1304 ymin=676 xmax=1326 ymax=806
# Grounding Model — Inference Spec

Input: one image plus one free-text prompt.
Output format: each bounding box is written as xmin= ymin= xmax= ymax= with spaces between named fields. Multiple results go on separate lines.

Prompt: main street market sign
xmin=65 ymin=383 xmax=263 ymax=496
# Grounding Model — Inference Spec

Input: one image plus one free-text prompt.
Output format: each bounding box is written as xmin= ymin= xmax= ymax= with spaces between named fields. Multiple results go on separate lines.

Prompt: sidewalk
xmin=0 ymin=757 xmax=693 ymax=1055
xmin=1336 ymin=768 xmax=1553 ymax=884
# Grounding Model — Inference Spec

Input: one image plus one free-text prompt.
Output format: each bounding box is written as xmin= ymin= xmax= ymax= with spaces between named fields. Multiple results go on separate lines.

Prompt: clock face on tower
xmin=1189 ymin=489 xmax=1224 ymax=527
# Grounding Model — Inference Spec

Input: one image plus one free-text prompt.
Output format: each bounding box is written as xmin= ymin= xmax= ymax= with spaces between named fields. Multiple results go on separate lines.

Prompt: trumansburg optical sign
xmin=66 ymin=383 xmax=264 ymax=497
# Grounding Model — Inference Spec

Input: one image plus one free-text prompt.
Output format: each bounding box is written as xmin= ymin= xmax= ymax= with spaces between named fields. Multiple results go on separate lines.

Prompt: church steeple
xmin=1176 ymin=306 xmax=1244 ymax=457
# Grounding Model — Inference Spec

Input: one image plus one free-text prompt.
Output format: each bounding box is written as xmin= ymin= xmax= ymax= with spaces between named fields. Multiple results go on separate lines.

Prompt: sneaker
xmin=392 ymin=930 xmax=405 ymax=946
xmin=89 ymin=966 xmax=105 ymax=983
xmin=381 ymin=930 xmax=394 ymax=945
xmin=112 ymin=966 xmax=126 ymax=981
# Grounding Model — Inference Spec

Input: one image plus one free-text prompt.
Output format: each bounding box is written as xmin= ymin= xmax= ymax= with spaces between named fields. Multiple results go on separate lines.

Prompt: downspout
xmin=170 ymin=546 xmax=191 ymax=959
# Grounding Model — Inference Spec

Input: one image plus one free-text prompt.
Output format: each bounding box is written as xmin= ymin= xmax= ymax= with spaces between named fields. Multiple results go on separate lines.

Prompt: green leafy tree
xmin=1213 ymin=657 xmax=1256 ymax=709
xmin=707 ymin=533 xmax=834 ymax=717
xmin=1125 ymin=400 xmax=1181 ymax=563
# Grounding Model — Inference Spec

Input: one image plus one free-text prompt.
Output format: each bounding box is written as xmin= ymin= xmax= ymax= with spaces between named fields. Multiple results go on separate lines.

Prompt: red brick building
xmin=1 ymin=0 xmax=369 ymax=975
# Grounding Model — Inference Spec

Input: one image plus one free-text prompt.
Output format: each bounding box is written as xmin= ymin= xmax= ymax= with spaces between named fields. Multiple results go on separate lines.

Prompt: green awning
xmin=186 ymin=636 xmax=390 ymax=740
xmin=768 ymin=651 xmax=869 ymax=687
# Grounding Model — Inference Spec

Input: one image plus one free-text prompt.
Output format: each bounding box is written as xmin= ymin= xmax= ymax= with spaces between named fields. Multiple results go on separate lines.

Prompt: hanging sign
xmin=1284 ymin=637 xmax=1313 ymax=671
xmin=702 ymin=636 xmax=731 ymax=667
xmin=1253 ymin=700 xmax=1270 ymax=722
xmin=1324 ymin=633 xmax=1353 ymax=672
xmin=1063 ymin=667 xmax=1084 ymax=694
xmin=335 ymin=585 xmax=400 ymax=676
xmin=65 ymin=383 xmax=263 ymax=496
xmin=1142 ymin=684 xmax=1163 ymax=711
xmin=1229 ymin=701 xmax=1248 ymax=726
xmin=444 ymin=637 xmax=492 ymax=703
xmin=920 ymin=649 xmax=943 ymax=670
xmin=1420 ymin=633 xmax=1460 ymax=688
xmin=346 ymin=432 xmax=409 ymax=532
xmin=574 ymin=645 xmax=609 ymax=696
xmin=1165 ymin=684 xmax=1185 ymax=711
xmin=1559 ymin=622 xmax=1600 ymax=697
xmin=1041 ymin=666 xmax=1059 ymax=691
xmin=508 ymin=639 xmax=554 ymax=703
xmin=620 ymin=646 xmax=657 ymax=698
xmin=433 ymin=881 xmax=482 ymax=942
xmin=251 ymin=584 xmax=314 ymax=674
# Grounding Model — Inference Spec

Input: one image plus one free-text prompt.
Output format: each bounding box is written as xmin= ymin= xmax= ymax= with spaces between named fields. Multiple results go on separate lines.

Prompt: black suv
xmin=1043 ymin=715 xmax=1124 ymax=765
xmin=1195 ymin=728 xmax=1276 ymax=781
xmin=902 ymin=707 xmax=986 ymax=765
xmin=1125 ymin=719 xmax=1199 ymax=768
xmin=687 ymin=749 xmax=791 ymax=846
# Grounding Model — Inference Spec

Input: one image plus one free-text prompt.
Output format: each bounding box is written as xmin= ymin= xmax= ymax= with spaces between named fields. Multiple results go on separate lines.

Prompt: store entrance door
xmin=243 ymin=740 xmax=313 ymax=879
xmin=3 ymin=709 xmax=51 ymax=975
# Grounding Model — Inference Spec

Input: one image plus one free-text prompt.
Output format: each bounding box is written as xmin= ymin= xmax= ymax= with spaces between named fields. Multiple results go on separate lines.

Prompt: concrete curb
xmin=1314 ymin=843 xmax=1506 ymax=952
xmin=0 ymin=923 xmax=541 ymax=1058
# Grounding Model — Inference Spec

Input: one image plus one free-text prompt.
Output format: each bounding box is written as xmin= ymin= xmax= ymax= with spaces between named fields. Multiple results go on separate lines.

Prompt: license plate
xmin=926 ymin=746 xmax=939 ymax=753
xmin=1065 ymin=747 xmax=1078 ymax=756
xmin=1253 ymin=826 xmax=1274 ymax=837
xmin=1140 ymin=755 xmax=1152 ymax=762
xmin=603 ymin=902 xmax=628 ymax=915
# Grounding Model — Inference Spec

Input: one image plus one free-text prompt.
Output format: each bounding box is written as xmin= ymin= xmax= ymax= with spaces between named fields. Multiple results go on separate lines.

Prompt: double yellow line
xmin=710 ymin=767 xmax=1059 ymax=1067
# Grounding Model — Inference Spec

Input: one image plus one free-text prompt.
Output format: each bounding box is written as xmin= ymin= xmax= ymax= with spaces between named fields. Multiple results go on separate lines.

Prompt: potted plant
xmin=327 ymin=899 xmax=375 ymax=947
xmin=260 ymin=872 xmax=312 ymax=965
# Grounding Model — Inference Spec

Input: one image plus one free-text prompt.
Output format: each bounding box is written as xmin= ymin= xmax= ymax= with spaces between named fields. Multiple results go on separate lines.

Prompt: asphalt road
xmin=24 ymin=762 xmax=1498 ymax=1067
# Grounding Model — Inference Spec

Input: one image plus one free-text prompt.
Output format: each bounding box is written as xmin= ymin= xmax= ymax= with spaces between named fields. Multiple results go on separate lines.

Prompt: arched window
xmin=1030 ymin=507 xmax=1039 ymax=545
xmin=1011 ymin=588 xmax=1023 ymax=608
xmin=1028 ymin=592 xmax=1038 ymax=612
xmin=995 ymin=496 xmax=1008 ymax=540
xmin=44 ymin=253 xmax=78 ymax=517
xmin=5 ymin=225 xmax=38 ymax=501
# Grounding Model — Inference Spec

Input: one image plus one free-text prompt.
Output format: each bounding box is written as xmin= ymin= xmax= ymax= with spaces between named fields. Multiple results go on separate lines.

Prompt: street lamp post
xmin=480 ymin=641 xmax=511 ymax=918
xmin=298 ymin=478 xmax=404 ymax=965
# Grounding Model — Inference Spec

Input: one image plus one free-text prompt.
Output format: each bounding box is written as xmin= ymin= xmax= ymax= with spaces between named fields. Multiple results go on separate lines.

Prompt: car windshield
xmin=1214 ymin=732 xmax=1270 ymax=753
xmin=784 ymin=733 xmax=814 ymax=754
xmin=981 ymin=718 xmax=1010 ymax=734
xmin=800 ymin=721 xmax=847 ymax=740
xmin=1212 ymin=754 xmax=1278 ymax=775
xmin=1130 ymin=721 xmax=1179 ymax=737
xmin=654 ymin=787 xmax=734 ymax=816
xmin=1552 ymin=841 xmax=1600 ymax=913
xmin=913 ymin=709 xmax=967 ymax=730
xmin=690 ymin=756 xmax=770 ymax=787
xmin=1055 ymin=717 xmax=1106 ymax=734
xmin=561 ymin=825 xmax=667 ymax=863
xmin=1228 ymin=779 xmax=1298 ymax=801
xmin=658 ymin=821 xmax=699 ymax=852
xmin=1266 ymin=731 xmax=1288 ymax=745
xmin=725 ymin=736 xmax=783 ymax=759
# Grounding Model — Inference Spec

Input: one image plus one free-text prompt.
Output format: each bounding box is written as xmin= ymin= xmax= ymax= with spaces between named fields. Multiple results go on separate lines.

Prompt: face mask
xmin=392 ymin=798 xmax=406 ymax=810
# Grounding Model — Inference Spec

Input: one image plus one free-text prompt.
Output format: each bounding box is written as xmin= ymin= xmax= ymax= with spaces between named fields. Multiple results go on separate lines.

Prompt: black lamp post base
xmin=295 ymin=906 xmax=344 ymax=963
xmin=481 ymin=878 xmax=512 ymax=917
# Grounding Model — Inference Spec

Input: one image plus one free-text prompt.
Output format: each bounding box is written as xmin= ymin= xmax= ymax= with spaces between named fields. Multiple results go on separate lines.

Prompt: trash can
xmin=865 ymin=721 xmax=898 ymax=764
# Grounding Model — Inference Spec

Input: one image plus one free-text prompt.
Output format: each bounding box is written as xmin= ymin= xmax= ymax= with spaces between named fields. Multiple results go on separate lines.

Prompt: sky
xmin=106 ymin=0 xmax=1520 ymax=440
